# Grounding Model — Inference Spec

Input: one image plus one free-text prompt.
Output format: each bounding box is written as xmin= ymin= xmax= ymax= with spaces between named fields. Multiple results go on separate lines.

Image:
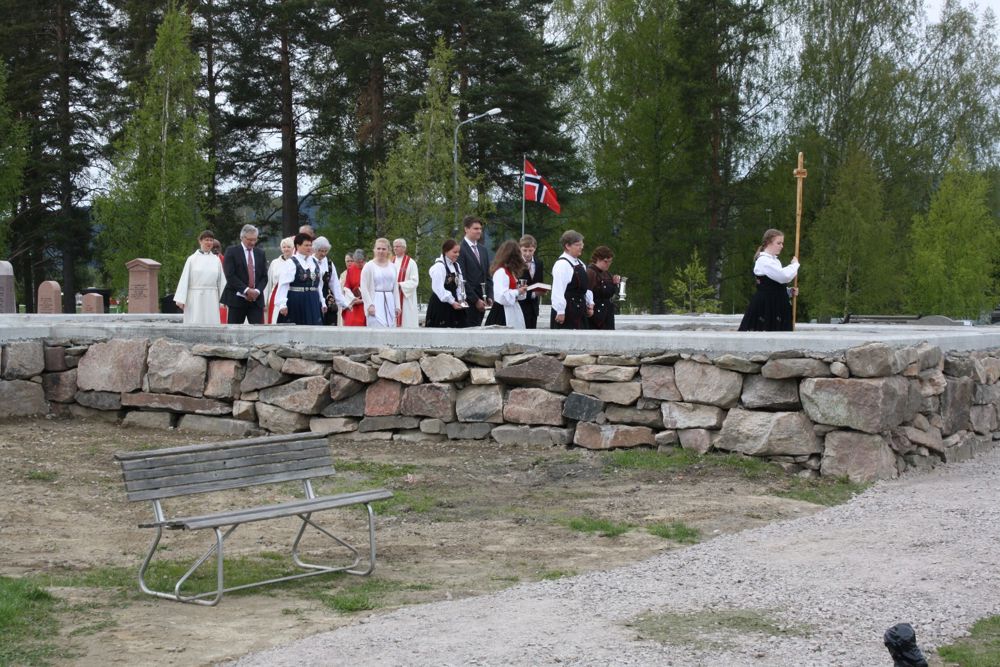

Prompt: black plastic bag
xmin=884 ymin=623 xmax=928 ymax=667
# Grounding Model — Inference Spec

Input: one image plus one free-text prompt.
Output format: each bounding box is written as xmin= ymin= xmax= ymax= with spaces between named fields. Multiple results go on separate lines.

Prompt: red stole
xmin=396 ymin=255 xmax=411 ymax=326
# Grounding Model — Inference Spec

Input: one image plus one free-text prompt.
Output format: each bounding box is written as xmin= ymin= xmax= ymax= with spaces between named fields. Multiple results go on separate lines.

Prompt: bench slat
xmin=124 ymin=458 xmax=335 ymax=495
xmin=140 ymin=489 xmax=394 ymax=530
xmin=120 ymin=444 xmax=331 ymax=482
xmin=124 ymin=466 xmax=336 ymax=501
xmin=118 ymin=439 xmax=325 ymax=472
xmin=113 ymin=433 xmax=326 ymax=462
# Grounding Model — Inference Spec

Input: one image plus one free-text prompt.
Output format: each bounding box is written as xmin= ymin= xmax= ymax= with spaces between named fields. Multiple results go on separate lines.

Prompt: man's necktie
xmin=247 ymin=250 xmax=255 ymax=289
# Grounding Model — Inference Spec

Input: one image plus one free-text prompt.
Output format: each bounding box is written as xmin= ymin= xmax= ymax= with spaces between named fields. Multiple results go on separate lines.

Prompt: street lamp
xmin=453 ymin=107 xmax=502 ymax=230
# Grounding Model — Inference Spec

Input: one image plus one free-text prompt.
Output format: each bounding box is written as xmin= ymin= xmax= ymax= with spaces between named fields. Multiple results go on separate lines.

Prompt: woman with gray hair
xmin=312 ymin=236 xmax=356 ymax=325
xmin=342 ymin=248 xmax=367 ymax=326
xmin=550 ymin=229 xmax=594 ymax=329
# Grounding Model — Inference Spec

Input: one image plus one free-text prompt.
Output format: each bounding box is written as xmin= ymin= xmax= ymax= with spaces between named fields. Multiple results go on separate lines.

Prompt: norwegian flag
xmin=524 ymin=159 xmax=561 ymax=214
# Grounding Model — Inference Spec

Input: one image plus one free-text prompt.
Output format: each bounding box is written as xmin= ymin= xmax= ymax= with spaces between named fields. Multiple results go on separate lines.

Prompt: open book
xmin=525 ymin=282 xmax=551 ymax=293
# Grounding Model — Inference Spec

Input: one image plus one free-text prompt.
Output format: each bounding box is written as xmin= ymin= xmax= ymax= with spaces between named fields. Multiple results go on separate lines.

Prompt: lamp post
xmin=453 ymin=107 xmax=501 ymax=230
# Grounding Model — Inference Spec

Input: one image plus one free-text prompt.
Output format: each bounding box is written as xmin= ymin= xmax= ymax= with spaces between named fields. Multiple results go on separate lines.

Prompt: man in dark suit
xmin=517 ymin=234 xmax=544 ymax=329
xmin=221 ymin=224 xmax=268 ymax=324
xmin=456 ymin=215 xmax=492 ymax=327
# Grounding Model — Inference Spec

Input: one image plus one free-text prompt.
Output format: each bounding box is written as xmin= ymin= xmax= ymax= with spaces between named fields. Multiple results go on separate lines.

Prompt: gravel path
xmin=229 ymin=449 xmax=1000 ymax=666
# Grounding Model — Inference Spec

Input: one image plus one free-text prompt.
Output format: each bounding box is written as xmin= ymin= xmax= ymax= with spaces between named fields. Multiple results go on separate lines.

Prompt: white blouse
xmin=753 ymin=252 xmax=799 ymax=284
xmin=429 ymin=256 xmax=462 ymax=304
xmin=550 ymin=252 xmax=594 ymax=315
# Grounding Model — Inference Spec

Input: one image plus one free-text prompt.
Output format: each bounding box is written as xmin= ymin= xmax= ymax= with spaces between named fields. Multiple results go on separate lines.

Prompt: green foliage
xmin=647 ymin=522 xmax=701 ymax=544
xmin=373 ymin=40 xmax=492 ymax=298
xmin=93 ymin=4 xmax=212 ymax=295
xmin=0 ymin=61 xmax=27 ymax=255
xmin=565 ymin=516 xmax=631 ymax=537
xmin=0 ymin=576 xmax=60 ymax=665
xmin=665 ymin=248 xmax=721 ymax=313
xmin=808 ymin=149 xmax=897 ymax=320
xmin=603 ymin=447 xmax=702 ymax=471
xmin=937 ymin=615 xmax=1000 ymax=666
xmin=908 ymin=150 xmax=998 ymax=319
xmin=773 ymin=476 xmax=868 ymax=507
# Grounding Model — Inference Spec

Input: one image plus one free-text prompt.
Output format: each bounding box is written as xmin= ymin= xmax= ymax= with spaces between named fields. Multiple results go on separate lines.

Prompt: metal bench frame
xmin=115 ymin=433 xmax=392 ymax=606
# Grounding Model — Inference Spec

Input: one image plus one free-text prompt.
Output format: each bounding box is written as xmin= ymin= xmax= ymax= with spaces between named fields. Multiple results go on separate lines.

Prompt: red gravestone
xmin=0 ymin=260 xmax=14 ymax=313
xmin=126 ymin=258 xmax=161 ymax=313
xmin=81 ymin=292 xmax=104 ymax=314
xmin=37 ymin=281 xmax=62 ymax=314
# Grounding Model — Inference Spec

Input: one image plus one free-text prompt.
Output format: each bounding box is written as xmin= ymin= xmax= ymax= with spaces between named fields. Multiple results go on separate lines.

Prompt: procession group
xmin=172 ymin=215 xmax=624 ymax=331
xmin=175 ymin=217 xmax=799 ymax=332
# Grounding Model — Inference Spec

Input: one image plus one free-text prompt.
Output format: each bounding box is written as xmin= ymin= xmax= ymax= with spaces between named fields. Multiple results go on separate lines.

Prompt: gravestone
xmin=126 ymin=258 xmax=161 ymax=313
xmin=81 ymin=292 xmax=104 ymax=314
xmin=37 ymin=281 xmax=62 ymax=314
xmin=0 ymin=261 xmax=14 ymax=313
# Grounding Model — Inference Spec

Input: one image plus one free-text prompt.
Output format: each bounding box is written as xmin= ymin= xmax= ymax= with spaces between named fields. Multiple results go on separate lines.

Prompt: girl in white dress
xmin=484 ymin=240 xmax=528 ymax=328
xmin=360 ymin=237 xmax=399 ymax=328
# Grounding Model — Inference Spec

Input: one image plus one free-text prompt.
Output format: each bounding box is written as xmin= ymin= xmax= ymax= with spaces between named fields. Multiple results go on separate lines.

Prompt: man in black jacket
xmin=456 ymin=215 xmax=492 ymax=327
xmin=221 ymin=224 xmax=268 ymax=324
xmin=517 ymin=234 xmax=544 ymax=329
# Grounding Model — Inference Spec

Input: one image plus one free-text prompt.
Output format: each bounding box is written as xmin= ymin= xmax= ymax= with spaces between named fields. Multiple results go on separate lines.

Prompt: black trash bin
xmin=80 ymin=287 xmax=113 ymax=314
xmin=160 ymin=294 xmax=182 ymax=314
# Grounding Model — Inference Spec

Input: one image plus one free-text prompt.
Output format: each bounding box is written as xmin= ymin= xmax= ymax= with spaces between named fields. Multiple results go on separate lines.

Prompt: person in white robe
xmin=392 ymin=238 xmax=419 ymax=328
xmin=360 ymin=237 xmax=399 ymax=328
xmin=174 ymin=231 xmax=227 ymax=325
xmin=265 ymin=236 xmax=294 ymax=324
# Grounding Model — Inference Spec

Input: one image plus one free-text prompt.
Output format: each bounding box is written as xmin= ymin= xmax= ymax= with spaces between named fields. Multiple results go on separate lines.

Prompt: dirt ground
xmin=0 ymin=417 xmax=830 ymax=666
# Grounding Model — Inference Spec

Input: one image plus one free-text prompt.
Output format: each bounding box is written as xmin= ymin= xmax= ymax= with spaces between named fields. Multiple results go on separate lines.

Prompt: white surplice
xmin=393 ymin=255 xmax=420 ymax=328
xmin=174 ymin=250 xmax=226 ymax=325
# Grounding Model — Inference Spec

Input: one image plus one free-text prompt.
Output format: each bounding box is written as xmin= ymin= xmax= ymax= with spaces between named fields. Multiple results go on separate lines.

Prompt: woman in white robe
xmin=360 ymin=237 xmax=399 ymax=328
xmin=174 ymin=231 xmax=227 ymax=325
xmin=265 ymin=236 xmax=294 ymax=324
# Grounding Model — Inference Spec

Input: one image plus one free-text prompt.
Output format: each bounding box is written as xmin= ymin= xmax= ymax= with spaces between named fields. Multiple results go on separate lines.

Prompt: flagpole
xmin=792 ymin=152 xmax=807 ymax=330
xmin=521 ymin=154 xmax=526 ymax=238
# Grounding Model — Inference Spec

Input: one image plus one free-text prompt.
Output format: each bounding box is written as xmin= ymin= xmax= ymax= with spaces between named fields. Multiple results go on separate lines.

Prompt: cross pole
xmin=792 ymin=152 xmax=807 ymax=330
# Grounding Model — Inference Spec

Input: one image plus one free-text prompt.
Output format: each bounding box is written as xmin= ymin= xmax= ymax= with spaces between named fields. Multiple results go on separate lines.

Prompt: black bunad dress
xmin=587 ymin=264 xmax=617 ymax=330
xmin=320 ymin=260 xmax=338 ymax=326
xmin=550 ymin=257 xmax=589 ymax=330
xmin=277 ymin=257 xmax=323 ymax=326
xmin=738 ymin=274 xmax=793 ymax=331
xmin=425 ymin=259 xmax=465 ymax=328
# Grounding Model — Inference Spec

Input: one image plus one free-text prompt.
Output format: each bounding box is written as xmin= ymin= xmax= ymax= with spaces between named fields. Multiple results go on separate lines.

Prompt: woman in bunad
xmin=425 ymin=239 xmax=466 ymax=328
xmin=738 ymin=228 xmax=800 ymax=332
xmin=360 ymin=237 xmax=399 ymax=328
xmin=484 ymin=240 xmax=528 ymax=328
xmin=587 ymin=245 xmax=620 ymax=330
xmin=265 ymin=236 xmax=294 ymax=324
xmin=312 ymin=236 xmax=356 ymax=325
xmin=342 ymin=249 xmax=367 ymax=326
xmin=274 ymin=233 xmax=325 ymax=325
xmin=550 ymin=229 xmax=594 ymax=329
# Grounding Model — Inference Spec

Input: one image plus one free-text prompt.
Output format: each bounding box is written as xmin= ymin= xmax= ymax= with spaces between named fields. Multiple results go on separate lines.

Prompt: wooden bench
xmin=114 ymin=433 xmax=393 ymax=606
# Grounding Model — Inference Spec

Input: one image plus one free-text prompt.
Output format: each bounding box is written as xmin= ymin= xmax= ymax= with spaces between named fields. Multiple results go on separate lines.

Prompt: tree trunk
xmin=279 ymin=22 xmax=298 ymax=238
xmin=203 ymin=0 xmax=219 ymax=227
xmin=55 ymin=0 xmax=76 ymax=313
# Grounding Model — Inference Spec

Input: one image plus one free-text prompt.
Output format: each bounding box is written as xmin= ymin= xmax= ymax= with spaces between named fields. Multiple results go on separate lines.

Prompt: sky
xmin=924 ymin=0 xmax=1000 ymax=21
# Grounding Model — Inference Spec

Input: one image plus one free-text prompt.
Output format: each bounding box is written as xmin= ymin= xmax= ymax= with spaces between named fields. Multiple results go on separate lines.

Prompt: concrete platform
xmin=2 ymin=313 xmax=999 ymax=355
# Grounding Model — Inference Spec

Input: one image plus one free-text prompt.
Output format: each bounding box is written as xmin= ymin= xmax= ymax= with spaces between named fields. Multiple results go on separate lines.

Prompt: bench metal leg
xmin=290 ymin=502 xmax=379 ymax=576
xmin=134 ymin=503 xmax=382 ymax=604
xmin=137 ymin=526 xmax=228 ymax=606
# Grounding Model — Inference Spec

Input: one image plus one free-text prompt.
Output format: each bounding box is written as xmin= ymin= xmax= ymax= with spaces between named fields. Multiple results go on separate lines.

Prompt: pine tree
xmin=665 ymin=248 xmax=720 ymax=314
xmin=373 ymin=41 xmax=490 ymax=300
xmin=908 ymin=150 xmax=998 ymax=319
xmin=94 ymin=4 xmax=212 ymax=295
xmin=0 ymin=61 xmax=28 ymax=257
xmin=808 ymin=149 xmax=896 ymax=320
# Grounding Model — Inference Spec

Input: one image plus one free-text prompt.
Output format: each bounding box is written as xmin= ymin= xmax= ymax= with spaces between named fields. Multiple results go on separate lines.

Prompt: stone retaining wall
xmin=3 ymin=336 xmax=998 ymax=482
